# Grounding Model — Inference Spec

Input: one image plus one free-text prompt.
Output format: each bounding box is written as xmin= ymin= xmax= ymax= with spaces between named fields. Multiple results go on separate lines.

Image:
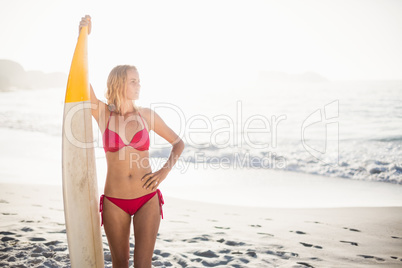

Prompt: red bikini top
xmin=103 ymin=111 xmax=150 ymax=153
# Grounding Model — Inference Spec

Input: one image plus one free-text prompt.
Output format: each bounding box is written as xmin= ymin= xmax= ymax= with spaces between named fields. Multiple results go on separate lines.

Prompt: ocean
xmin=0 ymin=79 xmax=401 ymax=186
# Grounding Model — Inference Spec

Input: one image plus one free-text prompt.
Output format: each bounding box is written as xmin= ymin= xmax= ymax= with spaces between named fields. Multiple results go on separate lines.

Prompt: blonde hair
xmin=105 ymin=65 xmax=138 ymax=114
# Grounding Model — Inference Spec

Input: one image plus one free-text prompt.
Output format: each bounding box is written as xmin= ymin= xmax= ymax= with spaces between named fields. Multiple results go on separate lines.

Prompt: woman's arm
xmin=79 ymin=15 xmax=105 ymax=123
xmin=141 ymin=108 xmax=185 ymax=190
xmin=90 ymin=84 xmax=104 ymax=122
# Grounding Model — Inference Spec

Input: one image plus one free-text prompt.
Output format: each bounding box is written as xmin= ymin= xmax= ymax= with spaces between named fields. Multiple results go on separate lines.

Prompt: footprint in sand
xmin=214 ymin=226 xmax=230 ymax=230
xmin=246 ymin=251 xmax=257 ymax=258
xmin=193 ymin=249 xmax=218 ymax=258
xmin=257 ymin=232 xmax=274 ymax=237
xmin=48 ymin=229 xmax=66 ymax=234
xmin=340 ymin=240 xmax=358 ymax=246
xmin=290 ymin=230 xmax=307 ymax=235
xmin=357 ymin=255 xmax=385 ymax=262
xmin=0 ymin=231 xmax=15 ymax=236
xmin=310 ymin=257 xmax=323 ymax=261
xmin=44 ymin=241 xmax=63 ymax=246
xmin=343 ymin=227 xmax=361 ymax=232
xmin=305 ymin=221 xmax=322 ymax=224
xmin=184 ymin=235 xmax=212 ymax=243
xmin=266 ymin=250 xmax=298 ymax=259
xmin=225 ymin=240 xmax=246 ymax=246
xmin=29 ymin=237 xmax=46 ymax=242
xmin=201 ymin=259 xmax=231 ymax=267
xmin=300 ymin=242 xmax=312 ymax=247
xmin=299 ymin=242 xmax=323 ymax=249
xmin=1 ymin=237 xmax=18 ymax=242
xmin=297 ymin=262 xmax=315 ymax=267
xmin=159 ymin=252 xmax=171 ymax=258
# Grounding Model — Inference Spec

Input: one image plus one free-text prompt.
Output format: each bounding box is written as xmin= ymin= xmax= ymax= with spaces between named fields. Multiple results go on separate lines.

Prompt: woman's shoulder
xmin=138 ymin=106 xmax=153 ymax=117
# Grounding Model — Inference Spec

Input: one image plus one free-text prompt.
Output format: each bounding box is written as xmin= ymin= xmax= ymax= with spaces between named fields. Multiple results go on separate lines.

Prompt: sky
xmin=0 ymin=0 xmax=401 ymax=97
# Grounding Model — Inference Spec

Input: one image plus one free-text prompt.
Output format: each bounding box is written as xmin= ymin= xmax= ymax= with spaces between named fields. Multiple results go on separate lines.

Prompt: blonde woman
xmin=79 ymin=15 xmax=185 ymax=267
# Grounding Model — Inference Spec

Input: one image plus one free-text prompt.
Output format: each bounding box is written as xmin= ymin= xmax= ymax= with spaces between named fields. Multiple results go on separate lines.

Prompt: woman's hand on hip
xmin=141 ymin=168 xmax=169 ymax=191
xmin=79 ymin=15 xmax=92 ymax=35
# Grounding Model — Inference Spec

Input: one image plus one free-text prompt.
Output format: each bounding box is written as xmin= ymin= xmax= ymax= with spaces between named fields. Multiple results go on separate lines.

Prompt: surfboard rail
xmin=61 ymin=25 xmax=104 ymax=268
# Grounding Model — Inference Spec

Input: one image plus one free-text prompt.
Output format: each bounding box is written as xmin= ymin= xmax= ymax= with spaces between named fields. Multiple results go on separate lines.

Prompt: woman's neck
xmin=120 ymin=100 xmax=136 ymax=116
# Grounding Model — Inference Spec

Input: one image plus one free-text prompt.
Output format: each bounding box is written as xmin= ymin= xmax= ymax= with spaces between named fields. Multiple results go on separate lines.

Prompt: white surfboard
xmin=61 ymin=25 xmax=104 ymax=267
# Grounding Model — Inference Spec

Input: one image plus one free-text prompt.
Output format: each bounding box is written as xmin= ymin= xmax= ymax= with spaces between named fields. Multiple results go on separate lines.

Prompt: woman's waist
xmin=104 ymin=172 xmax=154 ymax=199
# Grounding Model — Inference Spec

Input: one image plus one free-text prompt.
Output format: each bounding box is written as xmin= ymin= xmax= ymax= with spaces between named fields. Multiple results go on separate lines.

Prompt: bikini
xmin=102 ymin=111 xmax=150 ymax=153
xmin=99 ymin=111 xmax=164 ymax=226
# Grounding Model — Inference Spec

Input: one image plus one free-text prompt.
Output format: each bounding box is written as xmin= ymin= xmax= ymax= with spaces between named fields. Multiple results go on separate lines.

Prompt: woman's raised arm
xmin=79 ymin=15 xmax=105 ymax=123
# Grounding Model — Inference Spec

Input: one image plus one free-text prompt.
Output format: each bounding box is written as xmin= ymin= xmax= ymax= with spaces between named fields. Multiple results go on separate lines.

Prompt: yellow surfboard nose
xmin=65 ymin=26 xmax=89 ymax=103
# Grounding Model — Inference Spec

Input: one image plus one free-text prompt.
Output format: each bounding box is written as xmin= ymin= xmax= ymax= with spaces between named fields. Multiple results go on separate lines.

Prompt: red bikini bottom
xmin=99 ymin=189 xmax=164 ymax=226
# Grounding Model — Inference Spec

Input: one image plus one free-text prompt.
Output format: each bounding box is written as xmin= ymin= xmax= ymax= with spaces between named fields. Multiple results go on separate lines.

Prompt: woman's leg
xmin=133 ymin=194 xmax=161 ymax=268
xmin=103 ymin=197 xmax=132 ymax=268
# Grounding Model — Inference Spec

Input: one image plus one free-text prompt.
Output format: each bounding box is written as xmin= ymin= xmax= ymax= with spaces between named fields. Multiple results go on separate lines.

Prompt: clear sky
xmin=1 ymin=0 xmax=401 ymax=94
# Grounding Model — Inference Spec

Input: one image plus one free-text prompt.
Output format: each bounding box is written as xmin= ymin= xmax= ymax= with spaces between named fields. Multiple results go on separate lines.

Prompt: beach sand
xmin=1 ymin=183 xmax=402 ymax=268
xmin=0 ymin=127 xmax=402 ymax=267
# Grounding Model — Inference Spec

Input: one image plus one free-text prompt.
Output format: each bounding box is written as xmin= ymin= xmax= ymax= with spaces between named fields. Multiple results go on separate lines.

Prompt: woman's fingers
xmin=141 ymin=172 xmax=152 ymax=182
xmin=151 ymin=180 xmax=159 ymax=191
xmin=78 ymin=15 xmax=92 ymax=35
xmin=144 ymin=176 xmax=160 ymax=190
xmin=85 ymin=15 xmax=91 ymax=34
xmin=144 ymin=179 xmax=153 ymax=189
xmin=142 ymin=171 xmax=164 ymax=190
xmin=142 ymin=173 xmax=154 ymax=188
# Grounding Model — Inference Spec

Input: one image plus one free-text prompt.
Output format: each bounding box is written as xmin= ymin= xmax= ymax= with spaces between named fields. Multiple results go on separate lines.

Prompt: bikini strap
xmin=106 ymin=111 xmax=112 ymax=129
xmin=138 ymin=111 xmax=146 ymax=129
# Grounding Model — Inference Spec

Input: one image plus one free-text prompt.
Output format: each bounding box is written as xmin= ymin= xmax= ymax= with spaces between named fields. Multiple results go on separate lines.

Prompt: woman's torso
xmin=101 ymin=108 xmax=154 ymax=199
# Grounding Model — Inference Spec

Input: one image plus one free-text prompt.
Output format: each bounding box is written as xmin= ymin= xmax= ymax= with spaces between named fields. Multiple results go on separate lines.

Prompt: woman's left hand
xmin=141 ymin=168 xmax=169 ymax=191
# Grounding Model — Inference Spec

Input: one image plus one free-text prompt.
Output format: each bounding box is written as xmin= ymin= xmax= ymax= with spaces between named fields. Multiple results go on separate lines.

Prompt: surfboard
xmin=61 ymin=25 xmax=104 ymax=267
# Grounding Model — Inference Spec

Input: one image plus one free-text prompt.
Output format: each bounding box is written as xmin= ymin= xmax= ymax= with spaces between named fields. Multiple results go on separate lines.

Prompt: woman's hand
xmin=141 ymin=168 xmax=169 ymax=191
xmin=79 ymin=15 xmax=92 ymax=35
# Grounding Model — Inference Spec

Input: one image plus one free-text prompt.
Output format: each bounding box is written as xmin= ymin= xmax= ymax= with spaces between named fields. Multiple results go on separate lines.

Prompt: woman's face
xmin=125 ymin=68 xmax=141 ymax=100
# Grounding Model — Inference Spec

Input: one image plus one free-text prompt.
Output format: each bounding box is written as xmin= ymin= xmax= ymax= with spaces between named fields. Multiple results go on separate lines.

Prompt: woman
xmin=79 ymin=15 xmax=185 ymax=267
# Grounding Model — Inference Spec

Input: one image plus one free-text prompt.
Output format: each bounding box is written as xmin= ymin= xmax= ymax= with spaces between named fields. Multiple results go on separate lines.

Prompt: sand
xmin=1 ymin=183 xmax=402 ymax=268
xmin=0 ymin=126 xmax=401 ymax=267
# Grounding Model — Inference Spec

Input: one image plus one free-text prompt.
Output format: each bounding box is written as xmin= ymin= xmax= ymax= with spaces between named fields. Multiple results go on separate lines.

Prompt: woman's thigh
xmin=133 ymin=194 xmax=161 ymax=267
xmin=102 ymin=197 xmax=132 ymax=262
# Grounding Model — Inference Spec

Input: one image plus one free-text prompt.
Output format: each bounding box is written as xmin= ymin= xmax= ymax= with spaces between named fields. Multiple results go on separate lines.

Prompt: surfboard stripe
xmin=64 ymin=26 xmax=90 ymax=103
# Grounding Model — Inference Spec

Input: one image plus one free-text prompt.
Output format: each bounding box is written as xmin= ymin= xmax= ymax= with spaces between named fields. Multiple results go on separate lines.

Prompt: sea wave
xmin=151 ymin=141 xmax=402 ymax=185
